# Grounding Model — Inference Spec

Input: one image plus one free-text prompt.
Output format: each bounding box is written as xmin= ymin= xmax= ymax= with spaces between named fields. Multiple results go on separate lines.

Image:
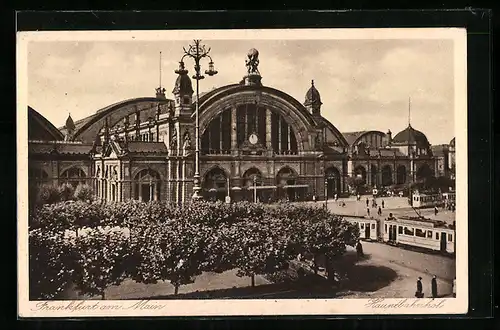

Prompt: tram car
xmin=442 ymin=192 xmax=456 ymax=203
xmin=383 ymin=216 xmax=455 ymax=254
xmin=345 ymin=216 xmax=379 ymax=241
xmin=411 ymin=191 xmax=444 ymax=208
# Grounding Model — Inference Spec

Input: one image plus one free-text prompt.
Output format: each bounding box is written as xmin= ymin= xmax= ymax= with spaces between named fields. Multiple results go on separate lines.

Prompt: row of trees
xmin=29 ymin=200 xmax=360 ymax=300
xmin=29 ymin=183 xmax=94 ymax=211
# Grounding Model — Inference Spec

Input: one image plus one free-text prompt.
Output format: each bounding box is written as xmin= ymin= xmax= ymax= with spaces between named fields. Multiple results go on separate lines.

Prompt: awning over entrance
xmin=246 ymin=185 xmax=278 ymax=190
xmin=282 ymin=184 xmax=309 ymax=189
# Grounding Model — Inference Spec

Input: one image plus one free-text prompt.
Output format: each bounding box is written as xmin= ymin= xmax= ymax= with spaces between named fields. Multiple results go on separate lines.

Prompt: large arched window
xmin=370 ymin=164 xmax=378 ymax=187
xmin=396 ymin=165 xmax=407 ymax=184
xmin=60 ymin=167 xmax=86 ymax=187
xmin=381 ymin=165 xmax=393 ymax=187
xmin=203 ymin=167 xmax=228 ymax=201
xmin=201 ymin=104 xmax=298 ymax=155
xmin=133 ymin=169 xmax=161 ymax=202
xmin=354 ymin=166 xmax=367 ymax=185
xmin=325 ymin=167 xmax=341 ymax=198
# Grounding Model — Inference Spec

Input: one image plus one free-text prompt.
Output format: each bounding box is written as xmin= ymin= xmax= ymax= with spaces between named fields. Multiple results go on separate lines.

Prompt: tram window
xmin=385 ymin=224 xmax=387 ymax=233
xmin=398 ymin=226 xmax=403 ymax=234
xmin=448 ymin=233 xmax=453 ymax=242
xmin=371 ymin=224 xmax=375 ymax=229
xmin=427 ymin=230 xmax=433 ymax=238
xmin=404 ymin=227 xmax=414 ymax=236
xmin=360 ymin=223 xmax=364 ymax=229
xmin=415 ymin=229 xmax=426 ymax=238
xmin=435 ymin=233 xmax=439 ymax=240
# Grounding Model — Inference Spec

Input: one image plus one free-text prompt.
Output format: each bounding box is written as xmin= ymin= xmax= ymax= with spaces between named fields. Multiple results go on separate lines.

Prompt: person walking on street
xmin=431 ymin=275 xmax=438 ymax=298
xmin=356 ymin=240 xmax=364 ymax=258
xmin=415 ymin=277 xmax=424 ymax=298
xmin=366 ymin=198 xmax=369 ymax=207
xmin=434 ymin=205 xmax=439 ymax=216
xmin=367 ymin=207 xmax=370 ymax=216
xmin=378 ymin=206 xmax=382 ymax=216
xmin=382 ymin=200 xmax=385 ymax=208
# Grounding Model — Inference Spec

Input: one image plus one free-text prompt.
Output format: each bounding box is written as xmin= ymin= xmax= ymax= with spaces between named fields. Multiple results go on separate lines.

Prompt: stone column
xmin=266 ymin=108 xmax=272 ymax=150
xmin=181 ymin=159 xmax=186 ymax=203
xmin=278 ymin=116 xmax=282 ymax=152
xmin=231 ymin=106 xmax=237 ymax=153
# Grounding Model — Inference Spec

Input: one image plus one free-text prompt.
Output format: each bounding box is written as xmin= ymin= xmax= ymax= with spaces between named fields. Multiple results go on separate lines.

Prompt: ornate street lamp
xmin=253 ymin=175 xmax=258 ymax=203
xmin=324 ymin=177 xmax=328 ymax=209
xmin=178 ymin=40 xmax=218 ymax=200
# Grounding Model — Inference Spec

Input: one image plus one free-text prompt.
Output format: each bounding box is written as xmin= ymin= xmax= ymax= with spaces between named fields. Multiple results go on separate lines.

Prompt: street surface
xmin=298 ymin=196 xmax=456 ymax=225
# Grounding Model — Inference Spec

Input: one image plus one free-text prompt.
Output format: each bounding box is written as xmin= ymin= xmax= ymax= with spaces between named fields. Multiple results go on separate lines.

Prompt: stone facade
xmin=27 ymin=49 xmax=451 ymax=204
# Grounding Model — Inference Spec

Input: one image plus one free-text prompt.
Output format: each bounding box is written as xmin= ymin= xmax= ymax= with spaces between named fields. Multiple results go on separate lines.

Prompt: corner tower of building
xmin=304 ymin=80 xmax=322 ymax=117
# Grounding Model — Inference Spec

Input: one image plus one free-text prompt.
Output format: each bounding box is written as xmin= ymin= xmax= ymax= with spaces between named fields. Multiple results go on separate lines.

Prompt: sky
xmin=27 ymin=38 xmax=455 ymax=145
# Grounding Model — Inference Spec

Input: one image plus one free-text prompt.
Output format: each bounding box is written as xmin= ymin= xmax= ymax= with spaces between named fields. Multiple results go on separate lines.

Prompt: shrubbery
xmin=29 ymin=200 xmax=359 ymax=300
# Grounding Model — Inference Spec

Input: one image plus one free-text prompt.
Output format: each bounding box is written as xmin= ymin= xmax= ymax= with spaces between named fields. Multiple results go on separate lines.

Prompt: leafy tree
xmin=37 ymin=184 xmax=61 ymax=205
xmin=74 ymin=184 xmax=94 ymax=202
xmin=58 ymin=183 xmax=75 ymax=202
xmin=29 ymin=228 xmax=77 ymax=299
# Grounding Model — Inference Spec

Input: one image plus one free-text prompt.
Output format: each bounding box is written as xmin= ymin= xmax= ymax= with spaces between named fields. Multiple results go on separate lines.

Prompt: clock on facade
xmin=249 ymin=133 xmax=258 ymax=145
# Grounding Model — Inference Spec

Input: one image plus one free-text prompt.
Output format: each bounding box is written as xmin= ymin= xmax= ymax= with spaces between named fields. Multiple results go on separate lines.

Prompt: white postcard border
xmin=17 ymin=27 xmax=468 ymax=317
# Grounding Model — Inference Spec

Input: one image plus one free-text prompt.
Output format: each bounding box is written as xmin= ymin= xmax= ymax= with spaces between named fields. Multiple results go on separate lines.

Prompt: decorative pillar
xmin=231 ymin=106 xmax=237 ymax=151
xmin=278 ymin=116 xmax=282 ymax=152
xmin=182 ymin=159 xmax=186 ymax=203
xmin=219 ymin=115 xmax=223 ymax=152
xmin=167 ymin=159 xmax=172 ymax=202
xmin=266 ymin=108 xmax=272 ymax=150
xmin=287 ymin=124 xmax=291 ymax=151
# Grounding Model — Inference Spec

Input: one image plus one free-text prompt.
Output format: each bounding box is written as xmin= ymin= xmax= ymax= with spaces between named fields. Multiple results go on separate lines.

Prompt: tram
xmin=342 ymin=215 xmax=456 ymax=254
xmin=345 ymin=216 xmax=378 ymax=241
xmin=383 ymin=216 xmax=455 ymax=254
xmin=411 ymin=191 xmax=443 ymax=208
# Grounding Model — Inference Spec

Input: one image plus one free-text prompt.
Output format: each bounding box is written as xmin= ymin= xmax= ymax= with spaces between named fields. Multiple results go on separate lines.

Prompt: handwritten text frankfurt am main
xmin=30 ymin=298 xmax=447 ymax=313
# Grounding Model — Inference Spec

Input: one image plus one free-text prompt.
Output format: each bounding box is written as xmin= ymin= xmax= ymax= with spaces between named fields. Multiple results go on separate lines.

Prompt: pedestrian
xmin=312 ymin=194 xmax=316 ymax=203
xmin=378 ymin=206 xmax=382 ymax=216
xmin=415 ymin=277 xmax=424 ymax=298
xmin=452 ymin=277 xmax=456 ymax=297
xmin=366 ymin=198 xmax=369 ymax=207
xmin=367 ymin=207 xmax=370 ymax=216
xmin=356 ymin=240 xmax=364 ymax=258
xmin=431 ymin=275 xmax=438 ymax=298
xmin=382 ymin=200 xmax=385 ymax=208
xmin=357 ymin=193 xmax=360 ymax=201
xmin=334 ymin=193 xmax=338 ymax=201
xmin=434 ymin=205 xmax=439 ymax=216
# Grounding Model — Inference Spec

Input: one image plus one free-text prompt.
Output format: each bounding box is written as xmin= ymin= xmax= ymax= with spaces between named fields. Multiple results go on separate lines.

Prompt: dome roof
xmin=65 ymin=114 xmax=75 ymax=131
xmin=304 ymin=80 xmax=322 ymax=106
xmin=392 ymin=125 xmax=430 ymax=146
xmin=172 ymin=72 xmax=194 ymax=95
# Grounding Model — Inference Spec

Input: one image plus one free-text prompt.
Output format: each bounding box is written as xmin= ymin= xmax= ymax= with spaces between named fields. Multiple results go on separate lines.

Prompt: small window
xmin=415 ymin=229 xmax=426 ymax=238
xmin=404 ymin=227 xmax=414 ymax=236
xmin=385 ymin=224 xmax=387 ymax=233
xmin=436 ymin=233 xmax=439 ymax=240
xmin=448 ymin=233 xmax=453 ymax=242
xmin=360 ymin=223 xmax=365 ymax=229
xmin=371 ymin=224 xmax=375 ymax=229
xmin=398 ymin=226 xmax=403 ymax=234
xmin=427 ymin=230 xmax=433 ymax=238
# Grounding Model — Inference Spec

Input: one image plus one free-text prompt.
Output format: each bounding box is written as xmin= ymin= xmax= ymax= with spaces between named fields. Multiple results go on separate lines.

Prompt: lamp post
xmin=179 ymin=40 xmax=218 ymax=200
xmin=253 ymin=175 xmax=257 ymax=203
xmin=324 ymin=177 xmax=328 ymax=210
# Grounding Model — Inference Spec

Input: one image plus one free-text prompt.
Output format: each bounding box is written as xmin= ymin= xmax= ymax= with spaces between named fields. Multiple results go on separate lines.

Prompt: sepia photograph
xmin=17 ymin=28 xmax=468 ymax=317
